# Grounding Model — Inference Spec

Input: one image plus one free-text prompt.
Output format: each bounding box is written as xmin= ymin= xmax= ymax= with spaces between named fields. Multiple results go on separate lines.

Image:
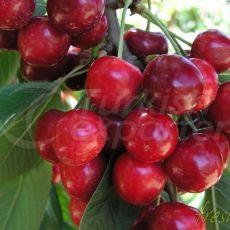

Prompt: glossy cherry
xmin=18 ymin=16 xmax=70 ymax=66
xmin=0 ymin=29 xmax=18 ymax=50
xmin=71 ymin=15 xmax=108 ymax=49
xmin=125 ymin=29 xmax=168 ymax=59
xmin=35 ymin=109 xmax=64 ymax=164
xmin=148 ymin=202 xmax=206 ymax=230
xmin=60 ymin=157 xmax=106 ymax=200
xmin=53 ymin=109 xmax=107 ymax=166
xmin=190 ymin=58 xmax=218 ymax=111
xmin=52 ymin=164 xmax=61 ymax=184
xmin=47 ymin=0 xmax=105 ymax=34
xmin=164 ymin=133 xmax=224 ymax=192
xmin=191 ymin=29 xmax=230 ymax=73
xmin=143 ymin=54 xmax=204 ymax=115
xmin=0 ymin=0 xmax=35 ymax=30
xmin=113 ymin=153 xmax=166 ymax=206
xmin=86 ymin=56 xmax=143 ymax=113
xmin=122 ymin=108 xmax=178 ymax=163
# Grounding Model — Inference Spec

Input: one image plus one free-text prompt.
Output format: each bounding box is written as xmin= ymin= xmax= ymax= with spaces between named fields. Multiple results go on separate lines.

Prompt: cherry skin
xmin=148 ymin=202 xmax=206 ymax=230
xmin=35 ymin=109 xmax=64 ymax=164
xmin=113 ymin=153 xmax=166 ymax=206
xmin=18 ymin=16 xmax=70 ymax=67
xmin=47 ymin=0 xmax=105 ymax=34
xmin=53 ymin=109 xmax=107 ymax=166
xmin=122 ymin=108 xmax=178 ymax=163
xmin=124 ymin=29 xmax=168 ymax=59
xmin=164 ymin=133 xmax=224 ymax=193
xmin=191 ymin=29 xmax=230 ymax=73
xmin=0 ymin=0 xmax=35 ymax=30
xmin=143 ymin=54 xmax=204 ymax=115
xmin=71 ymin=15 xmax=108 ymax=49
xmin=86 ymin=56 xmax=143 ymax=113
xmin=52 ymin=164 xmax=61 ymax=184
xmin=0 ymin=29 xmax=18 ymax=50
xmin=190 ymin=58 xmax=219 ymax=111
xmin=60 ymin=156 xmax=106 ymax=200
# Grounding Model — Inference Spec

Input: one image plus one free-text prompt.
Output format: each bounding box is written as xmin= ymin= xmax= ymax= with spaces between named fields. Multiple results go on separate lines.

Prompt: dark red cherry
xmin=148 ymin=202 xmax=206 ymax=230
xmin=124 ymin=29 xmax=168 ymax=59
xmin=18 ymin=16 xmax=70 ymax=66
xmin=35 ymin=109 xmax=64 ymax=164
xmin=52 ymin=164 xmax=61 ymax=184
xmin=53 ymin=109 xmax=107 ymax=166
xmin=71 ymin=15 xmax=108 ymax=49
xmin=190 ymin=58 xmax=218 ymax=111
xmin=191 ymin=29 xmax=230 ymax=73
xmin=0 ymin=0 xmax=35 ymax=30
xmin=122 ymin=108 xmax=178 ymax=163
xmin=60 ymin=157 xmax=106 ymax=200
xmin=47 ymin=0 xmax=105 ymax=34
xmin=143 ymin=54 xmax=204 ymax=115
xmin=0 ymin=29 xmax=18 ymax=50
xmin=164 ymin=133 xmax=224 ymax=192
xmin=86 ymin=56 xmax=143 ymax=113
xmin=113 ymin=153 xmax=166 ymax=206
xmin=208 ymin=82 xmax=230 ymax=133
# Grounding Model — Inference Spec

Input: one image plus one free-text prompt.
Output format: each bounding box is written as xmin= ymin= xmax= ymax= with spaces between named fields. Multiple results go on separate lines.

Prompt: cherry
xmin=122 ymin=108 xmax=178 ymax=163
xmin=164 ymin=133 xmax=224 ymax=193
xmin=191 ymin=29 xmax=230 ymax=73
xmin=0 ymin=0 xmax=35 ymax=30
xmin=86 ymin=56 xmax=143 ymax=113
xmin=148 ymin=202 xmax=206 ymax=230
xmin=52 ymin=164 xmax=61 ymax=184
xmin=0 ymin=29 xmax=18 ymax=50
xmin=208 ymin=82 xmax=230 ymax=133
xmin=190 ymin=58 xmax=219 ymax=111
xmin=71 ymin=15 xmax=108 ymax=49
xmin=143 ymin=55 xmax=204 ymax=115
xmin=113 ymin=153 xmax=166 ymax=206
xmin=53 ymin=109 xmax=107 ymax=166
xmin=18 ymin=16 xmax=70 ymax=66
xmin=124 ymin=29 xmax=168 ymax=59
xmin=35 ymin=109 xmax=64 ymax=164
xmin=47 ymin=0 xmax=105 ymax=34
xmin=60 ymin=157 xmax=106 ymax=200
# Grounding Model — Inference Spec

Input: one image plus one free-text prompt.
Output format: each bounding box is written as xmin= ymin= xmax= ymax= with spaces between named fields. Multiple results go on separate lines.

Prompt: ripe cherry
xmin=18 ymin=16 xmax=70 ymax=66
xmin=113 ymin=153 xmax=166 ymax=206
xmin=0 ymin=0 xmax=35 ymax=30
xmin=53 ymin=109 xmax=107 ymax=166
xmin=35 ymin=109 xmax=64 ymax=164
xmin=164 ymin=133 xmax=223 ymax=193
xmin=60 ymin=157 xmax=106 ymax=200
xmin=191 ymin=29 xmax=230 ymax=73
xmin=52 ymin=164 xmax=61 ymax=184
xmin=0 ymin=29 xmax=18 ymax=50
xmin=143 ymin=55 xmax=204 ymax=115
xmin=148 ymin=202 xmax=206 ymax=230
xmin=86 ymin=56 xmax=143 ymax=113
xmin=122 ymin=108 xmax=178 ymax=163
xmin=47 ymin=0 xmax=105 ymax=34
xmin=124 ymin=29 xmax=168 ymax=59
xmin=190 ymin=58 xmax=218 ymax=111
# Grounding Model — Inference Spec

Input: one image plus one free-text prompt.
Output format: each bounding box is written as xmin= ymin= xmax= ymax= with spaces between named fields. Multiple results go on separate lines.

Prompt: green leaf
xmin=34 ymin=0 xmax=47 ymax=16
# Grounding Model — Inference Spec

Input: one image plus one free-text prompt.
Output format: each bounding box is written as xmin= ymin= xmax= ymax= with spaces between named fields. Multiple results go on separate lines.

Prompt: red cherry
xmin=113 ymin=153 xmax=166 ymax=206
xmin=164 ymin=133 xmax=224 ymax=193
xmin=60 ymin=157 xmax=106 ymax=200
xmin=69 ymin=197 xmax=88 ymax=226
xmin=71 ymin=15 xmax=108 ymax=49
xmin=47 ymin=0 xmax=105 ymax=34
xmin=143 ymin=55 xmax=204 ymax=115
xmin=148 ymin=202 xmax=206 ymax=230
xmin=190 ymin=58 xmax=218 ymax=111
xmin=35 ymin=109 xmax=64 ymax=164
xmin=53 ymin=109 xmax=107 ymax=166
xmin=124 ymin=29 xmax=168 ymax=59
xmin=86 ymin=56 xmax=143 ymax=113
xmin=191 ymin=29 xmax=230 ymax=73
xmin=0 ymin=29 xmax=18 ymax=50
xmin=122 ymin=108 xmax=178 ymax=163
xmin=208 ymin=82 xmax=230 ymax=133
xmin=52 ymin=164 xmax=61 ymax=184
xmin=18 ymin=16 xmax=70 ymax=66
xmin=0 ymin=0 xmax=35 ymax=30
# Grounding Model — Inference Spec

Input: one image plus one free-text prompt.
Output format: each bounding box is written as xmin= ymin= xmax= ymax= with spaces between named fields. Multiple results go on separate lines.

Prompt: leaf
xmin=34 ymin=0 xmax=47 ymax=16
xmin=0 ymin=161 xmax=51 ymax=230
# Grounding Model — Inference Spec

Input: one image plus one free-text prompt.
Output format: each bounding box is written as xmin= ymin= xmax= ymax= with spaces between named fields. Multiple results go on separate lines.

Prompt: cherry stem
xmin=173 ymin=185 xmax=180 ymax=202
xmin=92 ymin=46 xmax=100 ymax=59
xmin=146 ymin=0 xmax=151 ymax=31
xmin=156 ymin=194 xmax=161 ymax=206
xmin=170 ymin=31 xmax=192 ymax=47
xmin=183 ymin=114 xmax=199 ymax=132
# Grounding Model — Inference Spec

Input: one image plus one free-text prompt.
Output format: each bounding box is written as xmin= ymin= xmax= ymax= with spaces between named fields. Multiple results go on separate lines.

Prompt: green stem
xmin=173 ymin=186 xmax=180 ymax=202
xmin=92 ymin=46 xmax=100 ymax=59
xmin=156 ymin=193 xmax=161 ymax=205
xmin=170 ymin=31 xmax=192 ymax=46
xmin=183 ymin=114 xmax=199 ymax=132
xmin=211 ymin=186 xmax=220 ymax=230
xmin=146 ymin=0 xmax=151 ymax=31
